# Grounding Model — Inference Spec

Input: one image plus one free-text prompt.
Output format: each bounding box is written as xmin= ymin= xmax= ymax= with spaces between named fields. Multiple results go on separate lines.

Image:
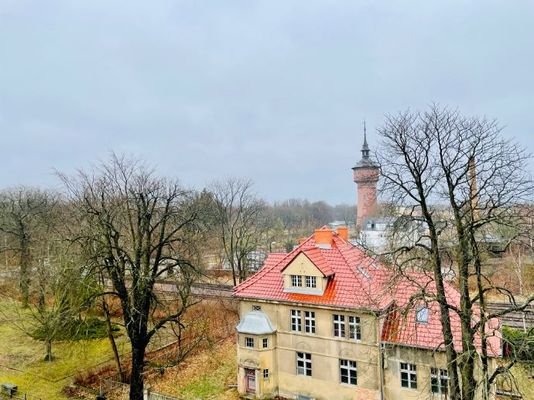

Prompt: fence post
xmin=143 ymin=386 xmax=150 ymax=400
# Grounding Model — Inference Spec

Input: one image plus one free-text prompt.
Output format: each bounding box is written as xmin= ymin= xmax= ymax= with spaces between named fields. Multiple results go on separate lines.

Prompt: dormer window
xmin=416 ymin=306 xmax=429 ymax=323
xmin=291 ymin=275 xmax=318 ymax=289
xmin=282 ymin=252 xmax=331 ymax=295
xmin=291 ymin=275 xmax=303 ymax=287
xmin=305 ymin=276 xmax=317 ymax=288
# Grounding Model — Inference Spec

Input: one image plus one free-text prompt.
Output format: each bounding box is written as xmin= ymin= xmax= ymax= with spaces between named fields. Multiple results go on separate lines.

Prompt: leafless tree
xmin=59 ymin=154 xmax=202 ymax=400
xmin=377 ymin=105 xmax=534 ymax=400
xmin=0 ymin=187 xmax=58 ymax=307
xmin=210 ymin=178 xmax=269 ymax=285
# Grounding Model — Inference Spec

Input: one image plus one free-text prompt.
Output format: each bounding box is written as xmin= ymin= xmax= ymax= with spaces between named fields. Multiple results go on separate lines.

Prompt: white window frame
xmin=340 ymin=359 xmax=357 ymax=385
xmin=263 ymin=369 xmax=269 ymax=380
xmin=291 ymin=275 xmax=302 ymax=287
xmin=305 ymin=275 xmax=317 ymax=288
xmin=431 ymin=367 xmax=449 ymax=394
xmin=262 ymin=338 xmax=268 ymax=348
xmin=400 ymin=362 xmax=417 ymax=389
xmin=291 ymin=309 xmax=302 ymax=332
xmin=348 ymin=316 xmax=361 ymax=340
xmin=296 ymin=352 xmax=312 ymax=376
xmin=304 ymin=311 xmax=316 ymax=334
xmin=333 ymin=314 xmax=345 ymax=337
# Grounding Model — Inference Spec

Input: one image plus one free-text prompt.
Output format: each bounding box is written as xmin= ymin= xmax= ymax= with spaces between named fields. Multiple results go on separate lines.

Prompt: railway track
xmin=153 ymin=280 xmax=234 ymax=298
xmin=486 ymin=302 xmax=534 ymax=330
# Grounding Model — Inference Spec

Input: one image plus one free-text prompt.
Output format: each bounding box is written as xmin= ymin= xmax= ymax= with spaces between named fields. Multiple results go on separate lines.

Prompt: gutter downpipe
xmin=376 ymin=313 xmax=385 ymax=400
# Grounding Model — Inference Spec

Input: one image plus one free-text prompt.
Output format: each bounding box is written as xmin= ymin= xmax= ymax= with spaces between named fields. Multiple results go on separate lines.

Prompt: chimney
xmin=314 ymin=227 xmax=333 ymax=248
xmin=336 ymin=226 xmax=349 ymax=241
xmin=468 ymin=156 xmax=480 ymax=221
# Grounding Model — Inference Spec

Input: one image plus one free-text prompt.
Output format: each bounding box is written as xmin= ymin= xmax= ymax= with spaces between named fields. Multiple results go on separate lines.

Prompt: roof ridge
xmin=332 ymin=235 xmax=387 ymax=310
xmin=300 ymin=247 xmax=333 ymax=277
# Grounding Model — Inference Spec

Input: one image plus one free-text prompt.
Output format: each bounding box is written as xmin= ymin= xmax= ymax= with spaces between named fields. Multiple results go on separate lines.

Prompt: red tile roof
xmin=380 ymin=274 xmax=501 ymax=356
xmin=234 ymin=229 xmax=501 ymax=356
xmin=235 ymin=232 xmax=388 ymax=310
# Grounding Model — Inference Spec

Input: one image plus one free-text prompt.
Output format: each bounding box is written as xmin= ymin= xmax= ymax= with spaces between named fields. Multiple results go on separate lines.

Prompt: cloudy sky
xmin=1 ymin=1 xmax=533 ymax=204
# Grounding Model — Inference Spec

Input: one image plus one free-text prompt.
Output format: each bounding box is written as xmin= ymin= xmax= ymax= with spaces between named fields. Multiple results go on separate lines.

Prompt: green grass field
xmin=0 ymin=299 xmax=128 ymax=400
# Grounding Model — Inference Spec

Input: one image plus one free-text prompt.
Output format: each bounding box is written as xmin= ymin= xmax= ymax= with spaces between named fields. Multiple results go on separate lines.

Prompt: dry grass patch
xmin=147 ymin=338 xmax=238 ymax=400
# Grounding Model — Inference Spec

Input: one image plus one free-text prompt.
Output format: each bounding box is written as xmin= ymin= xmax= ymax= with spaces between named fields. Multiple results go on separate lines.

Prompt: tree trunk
xmin=422 ymin=210 xmax=461 ymax=399
xmin=103 ymin=298 xmax=124 ymax=382
xmin=44 ymin=339 xmax=53 ymax=361
xmin=454 ymin=216 xmax=477 ymax=400
xmin=129 ymin=344 xmax=146 ymax=400
xmin=20 ymin=238 xmax=31 ymax=308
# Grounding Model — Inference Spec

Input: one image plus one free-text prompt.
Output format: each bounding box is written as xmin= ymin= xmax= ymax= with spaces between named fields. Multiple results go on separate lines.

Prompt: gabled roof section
xmin=380 ymin=274 xmax=501 ymax=357
xmin=234 ymin=229 xmax=387 ymax=310
xmin=280 ymin=247 xmax=334 ymax=277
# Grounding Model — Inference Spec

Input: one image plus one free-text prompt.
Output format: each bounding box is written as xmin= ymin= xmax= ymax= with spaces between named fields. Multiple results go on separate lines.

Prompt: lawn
xmin=0 ymin=299 xmax=129 ymax=400
xmin=0 ymin=297 xmax=239 ymax=400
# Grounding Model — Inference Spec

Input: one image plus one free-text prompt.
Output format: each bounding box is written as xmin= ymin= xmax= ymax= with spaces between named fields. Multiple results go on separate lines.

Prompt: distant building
xmin=234 ymin=227 xmax=501 ymax=400
xmin=357 ymin=216 xmax=428 ymax=254
xmin=352 ymin=128 xmax=380 ymax=228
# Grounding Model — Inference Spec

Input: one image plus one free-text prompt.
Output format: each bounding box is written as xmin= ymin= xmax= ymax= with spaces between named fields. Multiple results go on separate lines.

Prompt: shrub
xmin=502 ymin=326 xmax=534 ymax=360
xmin=33 ymin=317 xmax=120 ymax=341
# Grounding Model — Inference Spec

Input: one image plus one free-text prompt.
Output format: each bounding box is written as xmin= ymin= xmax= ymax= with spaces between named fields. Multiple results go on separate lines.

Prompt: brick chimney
xmin=314 ymin=227 xmax=333 ymax=248
xmin=336 ymin=226 xmax=349 ymax=241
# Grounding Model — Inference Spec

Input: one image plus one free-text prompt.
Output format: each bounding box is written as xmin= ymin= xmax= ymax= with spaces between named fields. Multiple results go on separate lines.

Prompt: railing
xmin=0 ymin=392 xmax=41 ymax=400
xmin=146 ymin=389 xmax=180 ymax=400
xmin=99 ymin=378 xmax=181 ymax=400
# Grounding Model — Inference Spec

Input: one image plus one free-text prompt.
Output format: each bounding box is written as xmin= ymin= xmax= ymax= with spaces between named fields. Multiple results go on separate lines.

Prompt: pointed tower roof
xmin=361 ymin=121 xmax=370 ymax=159
xmin=353 ymin=121 xmax=378 ymax=169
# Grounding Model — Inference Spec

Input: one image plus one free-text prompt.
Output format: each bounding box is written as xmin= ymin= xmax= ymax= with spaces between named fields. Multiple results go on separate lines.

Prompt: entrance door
xmin=245 ymin=368 xmax=256 ymax=394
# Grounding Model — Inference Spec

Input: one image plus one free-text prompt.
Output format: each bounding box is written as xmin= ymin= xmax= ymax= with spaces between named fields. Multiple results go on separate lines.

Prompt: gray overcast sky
xmin=1 ymin=1 xmax=533 ymax=204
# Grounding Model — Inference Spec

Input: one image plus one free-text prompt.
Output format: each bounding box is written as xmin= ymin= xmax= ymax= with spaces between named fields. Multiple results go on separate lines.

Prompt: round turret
xmin=352 ymin=129 xmax=379 ymax=227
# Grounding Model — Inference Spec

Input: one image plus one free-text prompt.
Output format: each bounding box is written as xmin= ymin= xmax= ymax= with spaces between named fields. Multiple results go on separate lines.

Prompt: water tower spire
xmin=352 ymin=124 xmax=380 ymax=228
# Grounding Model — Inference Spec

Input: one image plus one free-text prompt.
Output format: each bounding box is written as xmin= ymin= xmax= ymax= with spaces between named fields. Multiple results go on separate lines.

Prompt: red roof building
xmin=234 ymin=227 xmax=502 ymax=400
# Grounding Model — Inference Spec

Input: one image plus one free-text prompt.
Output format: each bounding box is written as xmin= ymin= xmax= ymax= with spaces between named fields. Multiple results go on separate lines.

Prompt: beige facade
xmin=236 ymin=299 xmax=498 ymax=400
xmin=237 ymin=299 xmax=381 ymax=400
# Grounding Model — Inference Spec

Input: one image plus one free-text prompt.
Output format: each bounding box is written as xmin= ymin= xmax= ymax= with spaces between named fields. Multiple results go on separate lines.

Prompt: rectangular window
xmin=340 ymin=359 xmax=357 ymax=385
xmin=291 ymin=275 xmax=302 ymax=287
xmin=304 ymin=311 xmax=316 ymax=334
xmin=245 ymin=337 xmax=254 ymax=348
xmin=400 ymin=362 xmax=417 ymax=389
xmin=305 ymin=275 xmax=317 ymax=288
xmin=291 ymin=309 xmax=302 ymax=332
xmin=262 ymin=338 xmax=268 ymax=348
xmin=349 ymin=316 xmax=361 ymax=340
xmin=431 ymin=368 xmax=448 ymax=394
xmin=296 ymin=352 xmax=312 ymax=376
xmin=263 ymin=369 xmax=269 ymax=380
xmin=416 ymin=306 xmax=429 ymax=323
xmin=333 ymin=314 xmax=345 ymax=337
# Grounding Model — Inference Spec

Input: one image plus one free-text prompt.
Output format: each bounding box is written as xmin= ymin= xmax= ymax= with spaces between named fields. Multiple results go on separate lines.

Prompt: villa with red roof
xmin=234 ymin=226 xmax=502 ymax=400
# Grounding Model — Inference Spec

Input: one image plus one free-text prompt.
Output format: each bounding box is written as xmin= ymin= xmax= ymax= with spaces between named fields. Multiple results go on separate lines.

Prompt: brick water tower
xmin=352 ymin=127 xmax=379 ymax=228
